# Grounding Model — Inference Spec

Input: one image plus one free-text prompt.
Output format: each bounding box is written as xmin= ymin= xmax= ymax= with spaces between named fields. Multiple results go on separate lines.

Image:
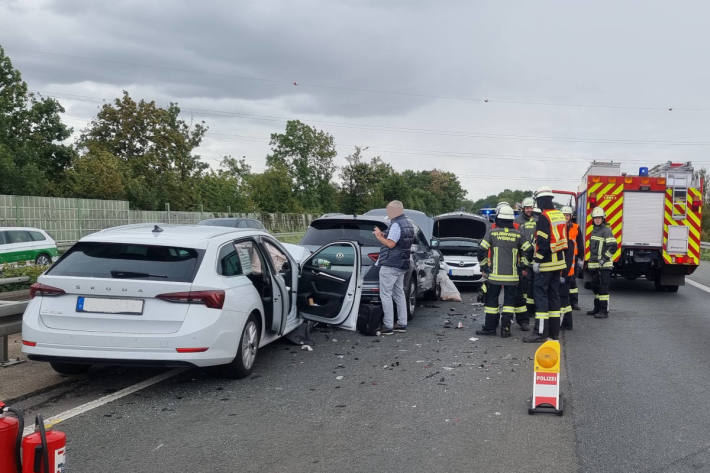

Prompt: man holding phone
xmin=373 ymin=200 xmax=414 ymax=335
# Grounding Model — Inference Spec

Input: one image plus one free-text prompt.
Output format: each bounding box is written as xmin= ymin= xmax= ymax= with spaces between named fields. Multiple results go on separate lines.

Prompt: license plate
xmin=76 ymin=297 xmax=144 ymax=315
xmin=450 ymin=268 xmax=473 ymax=276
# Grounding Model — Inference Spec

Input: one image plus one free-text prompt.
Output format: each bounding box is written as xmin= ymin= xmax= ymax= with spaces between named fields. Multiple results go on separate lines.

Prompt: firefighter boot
xmin=587 ymin=298 xmax=600 ymax=316
xmin=476 ymin=314 xmax=498 ymax=336
xmin=561 ymin=311 xmax=573 ymax=330
xmin=523 ymin=319 xmax=549 ymax=343
xmin=594 ymin=300 xmax=609 ymax=319
xmin=500 ymin=314 xmax=512 ymax=338
xmin=548 ymin=317 xmax=561 ymax=340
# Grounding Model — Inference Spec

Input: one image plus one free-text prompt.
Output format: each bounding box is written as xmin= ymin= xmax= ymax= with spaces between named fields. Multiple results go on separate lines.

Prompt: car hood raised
xmin=433 ymin=213 xmax=489 ymax=240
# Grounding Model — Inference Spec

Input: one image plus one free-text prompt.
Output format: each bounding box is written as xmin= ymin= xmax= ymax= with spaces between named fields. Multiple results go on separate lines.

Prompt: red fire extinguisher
xmin=0 ymin=401 xmax=24 ymax=473
xmin=22 ymin=415 xmax=66 ymax=473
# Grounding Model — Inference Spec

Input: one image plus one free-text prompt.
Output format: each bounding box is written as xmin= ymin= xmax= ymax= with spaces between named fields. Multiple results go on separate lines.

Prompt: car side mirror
xmin=430 ymin=239 xmax=439 ymax=248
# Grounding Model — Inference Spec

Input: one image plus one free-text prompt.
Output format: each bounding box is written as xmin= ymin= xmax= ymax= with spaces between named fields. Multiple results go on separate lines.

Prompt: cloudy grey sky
xmin=2 ymin=0 xmax=710 ymax=200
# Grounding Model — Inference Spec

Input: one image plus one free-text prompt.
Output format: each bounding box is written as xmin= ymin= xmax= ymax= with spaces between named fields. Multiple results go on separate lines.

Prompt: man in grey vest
xmin=373 ymin=200 xmax=414 ymax=335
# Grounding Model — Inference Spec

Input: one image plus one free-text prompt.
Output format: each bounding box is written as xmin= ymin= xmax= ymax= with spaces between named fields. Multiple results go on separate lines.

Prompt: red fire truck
xmin=575 ymin=161 xmax=703 ymax=292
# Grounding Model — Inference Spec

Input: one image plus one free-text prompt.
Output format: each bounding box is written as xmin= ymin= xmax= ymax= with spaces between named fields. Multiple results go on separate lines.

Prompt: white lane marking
xmin=23 ymin=368 xmax=184 ymax=436
xmin=687 ymin=278 xmax=710 ymax=295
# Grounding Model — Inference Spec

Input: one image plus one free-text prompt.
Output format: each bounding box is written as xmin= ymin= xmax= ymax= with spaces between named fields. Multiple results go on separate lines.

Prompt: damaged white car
xmin=22 ymin=224 xmax=361 ymax=378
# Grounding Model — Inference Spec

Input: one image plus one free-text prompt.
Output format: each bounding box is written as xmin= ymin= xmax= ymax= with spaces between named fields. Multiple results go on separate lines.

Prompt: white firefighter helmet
xmin=522 ymin=197 xmax=535 ymax=208
xmin=561 ymin=205 xmax=573 ymax=215
xmin=496 ymin=201 xmax=510 ymax=211
xmin=535 ymin=186 xmax=554 ymax=198
xmin=591 ymin=206 xmax=606 ymax=218
xmin=496 ymin=205 xmax=515 ymax=220
xmin=533 ymin=207 xmax=542 ymax=214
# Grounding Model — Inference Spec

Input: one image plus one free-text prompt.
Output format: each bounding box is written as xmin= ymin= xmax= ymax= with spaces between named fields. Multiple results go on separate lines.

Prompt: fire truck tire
xmin=50 ymin=362 xmax=90 ymax=375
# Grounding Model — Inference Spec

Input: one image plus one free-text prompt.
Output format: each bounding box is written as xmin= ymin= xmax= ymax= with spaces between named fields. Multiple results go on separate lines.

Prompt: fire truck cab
xmin=576 ymin=161 xmax=702 ymax=292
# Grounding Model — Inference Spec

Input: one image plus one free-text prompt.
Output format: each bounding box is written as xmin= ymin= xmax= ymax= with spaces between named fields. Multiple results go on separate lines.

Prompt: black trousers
xmin=568 ymin=269 xmax=579 ymax=307
xmin=591 ymin=268 xmax=611 ymax=312
xmin=533 ymin=270 xmax=562 ymax=339
xmin=483 ymin=283 xmax=518 ymax=331
xmin=559 ymin=275 xmax=574 ymax=329
xmin=515 ymin=274 xmax=530 ymax=325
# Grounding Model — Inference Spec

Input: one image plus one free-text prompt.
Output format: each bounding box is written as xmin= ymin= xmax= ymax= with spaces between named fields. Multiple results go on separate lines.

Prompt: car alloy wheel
xmin=407 ymin=278 xmax=416 ymax=317
xmin=241 ymin=319 xmax=258 ymax=370
xmin=35 ymin=254 xmax=51 ymax=266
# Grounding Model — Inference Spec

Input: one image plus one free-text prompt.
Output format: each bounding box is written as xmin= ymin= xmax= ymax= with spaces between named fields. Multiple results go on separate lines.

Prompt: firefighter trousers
xmin=591 ymin=269 xmax=611 ymax=313
xmin=515 ymin=274 xmax=529 ymax=325
xmin=559 ymin=275 xmax=573 ymax=329
xmin=483 ymin=282 xmax=518 ymax=335
xmin=524 ymin=270 xmax=536 ymax=320
xmin=533 ymin=271 xmax=561 ymax=340
xmin=569 ymin=270 xmax=579 ymax=308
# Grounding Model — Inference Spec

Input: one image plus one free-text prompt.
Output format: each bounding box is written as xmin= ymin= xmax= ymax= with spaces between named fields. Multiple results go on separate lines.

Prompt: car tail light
xmin=156 ymin=290 xmax=225 ymax=309
xmin=22 ymin=340 xmax=37 ymax=347
xmin=176 ymin=347 xmax=209 ymax=353
xmin=30 ymin=283 xmax=65 ymax=299
xmin=368 ymin=253 xmax=379 ymax=262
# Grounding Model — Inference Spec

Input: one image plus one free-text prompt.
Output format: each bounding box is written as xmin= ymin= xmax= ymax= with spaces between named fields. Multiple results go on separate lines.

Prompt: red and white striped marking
xmin=533 ymin=371 xmax=560 ymax=409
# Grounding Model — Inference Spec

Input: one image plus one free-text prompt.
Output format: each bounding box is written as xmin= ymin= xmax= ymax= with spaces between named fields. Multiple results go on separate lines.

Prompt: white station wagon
xmin=22 ymin=224 xmax=362 ymax=378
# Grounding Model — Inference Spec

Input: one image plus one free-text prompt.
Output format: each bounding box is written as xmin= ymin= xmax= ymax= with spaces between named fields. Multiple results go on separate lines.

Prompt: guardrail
xmin=0 ymin=300 xmax=28 ymax=365
xmin=0 ymin=276 xmax=29 ymax=365
xmin=701 ymin=241 xmax=710 ymax=249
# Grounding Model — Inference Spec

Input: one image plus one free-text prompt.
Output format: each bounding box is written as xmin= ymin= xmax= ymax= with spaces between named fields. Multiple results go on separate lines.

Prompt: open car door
xmin=297 ymin=241 xmax=362 ymax=330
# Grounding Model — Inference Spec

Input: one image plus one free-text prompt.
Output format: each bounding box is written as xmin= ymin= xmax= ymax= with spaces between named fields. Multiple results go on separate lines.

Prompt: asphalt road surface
xmin=11 ymin=265 xmax=710 ymax=473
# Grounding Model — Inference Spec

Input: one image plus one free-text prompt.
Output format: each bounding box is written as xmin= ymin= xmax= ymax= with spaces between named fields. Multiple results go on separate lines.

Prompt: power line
xmin=14 ymin=47 xmax=710 ymax=113
xmin=46 ymin=91 xmax=710 ymax=147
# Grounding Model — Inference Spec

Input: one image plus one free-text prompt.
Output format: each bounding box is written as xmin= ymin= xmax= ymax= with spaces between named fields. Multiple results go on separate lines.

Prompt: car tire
xmin=406 ymin=276 xmax=417 ymax=321
xmin=214 ymin=313 xmax=261 ymax=379
xmin=50 ymin=362 xmax=90 ymax=375
xmin=35 ymin=253 xmax=51 ymax=266
xmin=423 ymin=279 xmax=441 ymax=301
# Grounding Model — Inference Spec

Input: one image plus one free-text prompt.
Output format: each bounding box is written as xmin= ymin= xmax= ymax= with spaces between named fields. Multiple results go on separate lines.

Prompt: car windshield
xmin=301 ymin=220 xmax=386 ymax=247
xmin=47 ymin=242 xmax=203 ymax=282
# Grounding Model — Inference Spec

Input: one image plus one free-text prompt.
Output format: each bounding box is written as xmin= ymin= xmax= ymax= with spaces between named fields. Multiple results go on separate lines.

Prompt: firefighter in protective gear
xmin=558 ymin=206 xmax=583 ymax=329
xmin=587 ymin=206 xmax=617 ymax=318
xmin=563 ymin=206 xmax=583 ymax=311
xmin=476 ymin=205 xmax=532 ymax=338
xmin=524 ymin=187 xmax=568 ymax=343
xmin=514 ymin=196 xmax=537 ymax=330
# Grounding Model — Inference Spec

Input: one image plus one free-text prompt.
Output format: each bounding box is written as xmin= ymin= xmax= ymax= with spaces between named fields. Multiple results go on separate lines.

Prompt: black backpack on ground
xmin=357 ymin=304 xmax=383 ymax=336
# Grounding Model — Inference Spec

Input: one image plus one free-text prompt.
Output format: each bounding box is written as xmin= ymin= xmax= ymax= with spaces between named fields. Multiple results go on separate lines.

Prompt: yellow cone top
xmin=534 ymin=340 xmax=560 ymax=372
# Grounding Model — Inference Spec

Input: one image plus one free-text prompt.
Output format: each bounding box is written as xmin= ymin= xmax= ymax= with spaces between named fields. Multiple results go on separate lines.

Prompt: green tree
xmin=266 ymin=120 xmax=336 ymax=212
xmin=65 ymin=144 xmax=126 ymax=200
xmin=471 ymin=189 xmax=534 ymax=212
xmin=0 ymin=45 xmax=74 ymax=195
xmin=247 ymin=164 xmax=302 ymax=213
xmin=339 ymin=146 xmax=392 ymax=214
xmin=198 ymin=156 xmax=252 ymax=212
xmin=78 ymin=91 xmax=208 ymax=210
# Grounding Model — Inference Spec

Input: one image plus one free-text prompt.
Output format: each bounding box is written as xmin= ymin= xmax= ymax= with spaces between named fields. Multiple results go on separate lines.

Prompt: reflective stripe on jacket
xmin=478 ymin=226 xmax=532 ymax=285
xmin=533 ymin=209 xmax=568 ymax=272
xmin=588 ymin=224 xmax=617 ymax=269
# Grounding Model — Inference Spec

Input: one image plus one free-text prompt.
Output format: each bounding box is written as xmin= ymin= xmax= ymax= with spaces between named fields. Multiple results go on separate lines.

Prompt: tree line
xmin=0 ymin=46 xmax=472 ymax=217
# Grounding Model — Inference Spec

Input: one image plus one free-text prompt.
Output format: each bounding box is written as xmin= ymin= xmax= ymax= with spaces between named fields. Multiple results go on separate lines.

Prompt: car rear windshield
xmin=301 ymin=220 xmax=387 ymax=247
xmin=47 ymin=242 xmax=204 ymax=282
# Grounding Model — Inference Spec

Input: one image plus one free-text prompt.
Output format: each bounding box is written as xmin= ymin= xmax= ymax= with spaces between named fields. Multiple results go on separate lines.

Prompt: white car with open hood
xmin=433 ymin=212 xmax=490 ymax=285
xmin=22 ymin=224 xmax=361 ymax=378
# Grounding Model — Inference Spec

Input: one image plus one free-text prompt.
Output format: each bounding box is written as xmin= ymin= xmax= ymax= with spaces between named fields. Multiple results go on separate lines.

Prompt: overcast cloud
xmin=2 ymin=0 xmax=709 ymax=200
